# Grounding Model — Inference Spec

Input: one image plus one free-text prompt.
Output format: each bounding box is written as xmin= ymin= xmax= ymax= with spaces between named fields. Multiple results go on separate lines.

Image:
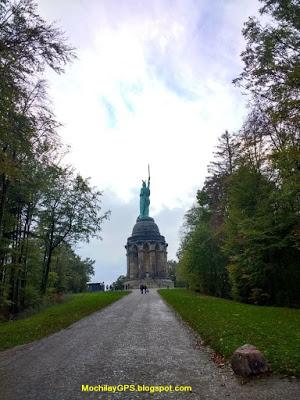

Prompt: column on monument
xmin=157 ymin=245 xmax=162 ymax=278
xmin=129 ymin=245 xmax=138 ymax=279
xmin=143 ymin=243 xmax=150 ymax=277
xmin=137 ymin=244 xmax=144 ymax=279
xmin=149 ymin=243 xmax=156 ymax=278
xmin=161 ymin=244 xmax=168 ymax=278
xmin=157 ymin=244 xmax=167 ymax=278
xmin=125 ymin=245 xmax=130 ymax=278
xmin=155 ymin=244 xmax=161 ymax=278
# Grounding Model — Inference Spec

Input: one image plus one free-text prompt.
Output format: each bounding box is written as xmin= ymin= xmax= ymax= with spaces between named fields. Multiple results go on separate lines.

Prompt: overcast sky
xmin=37 ymin=0 xmax=259 ymax=284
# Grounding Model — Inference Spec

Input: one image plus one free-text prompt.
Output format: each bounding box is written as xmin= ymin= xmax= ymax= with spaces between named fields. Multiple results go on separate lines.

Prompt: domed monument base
xmin=124 ymin=167 xmax=174 ymax=289
xmin=124 ymin=217 xmax=174 ymax=289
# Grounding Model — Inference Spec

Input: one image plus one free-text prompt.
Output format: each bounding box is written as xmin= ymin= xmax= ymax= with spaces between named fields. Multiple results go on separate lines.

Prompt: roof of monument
xmin=126 ymin=217 xmax=166 ymax=245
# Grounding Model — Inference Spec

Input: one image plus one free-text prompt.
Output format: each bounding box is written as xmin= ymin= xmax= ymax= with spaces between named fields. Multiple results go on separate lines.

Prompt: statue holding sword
xmin=139 ymin=164 xmax=151 ymax=219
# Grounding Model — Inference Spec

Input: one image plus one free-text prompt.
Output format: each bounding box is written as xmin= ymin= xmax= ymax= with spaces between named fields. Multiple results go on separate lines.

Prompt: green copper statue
xmin=139 ymin=165 xmax=150 ymax=219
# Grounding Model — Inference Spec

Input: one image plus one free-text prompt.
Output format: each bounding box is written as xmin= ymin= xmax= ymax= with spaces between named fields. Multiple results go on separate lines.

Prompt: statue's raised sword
xmin=148 ymin=164 xmax=150 ymax=185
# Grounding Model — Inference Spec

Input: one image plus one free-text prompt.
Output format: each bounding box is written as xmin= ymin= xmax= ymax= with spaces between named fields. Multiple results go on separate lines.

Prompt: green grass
xmin=159 ymin=289 xmax=300 ymax=376
xmin=0 ymin=291 xmax=129 ymax=352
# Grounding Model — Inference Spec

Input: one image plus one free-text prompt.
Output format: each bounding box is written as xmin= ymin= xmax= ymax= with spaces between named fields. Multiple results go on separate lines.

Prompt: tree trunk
xmin=0 ymin=174 xmax=8 ymax=242
xmin=41 ymin=218 xmax=55 ymax=294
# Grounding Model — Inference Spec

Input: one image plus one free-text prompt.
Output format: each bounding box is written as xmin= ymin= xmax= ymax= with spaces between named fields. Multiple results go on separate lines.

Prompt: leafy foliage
xmin=111 ymin=275 xmax=127 ymax=290
xmin=178 ymin=0 xmax=300 ymax=306
xmin=0 ymin=1 xmax=108 ymax=315
xmin=233 ymin=0 xmax=300 ymax=130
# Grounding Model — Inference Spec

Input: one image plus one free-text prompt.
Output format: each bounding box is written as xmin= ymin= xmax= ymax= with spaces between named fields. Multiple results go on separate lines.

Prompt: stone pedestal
xmin=124 ymin=217 xmax=174 ymax=289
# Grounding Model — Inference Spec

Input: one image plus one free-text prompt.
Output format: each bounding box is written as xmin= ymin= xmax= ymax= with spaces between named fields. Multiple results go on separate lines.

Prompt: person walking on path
xmin=140 ymin=284 xmax=144 ymax=294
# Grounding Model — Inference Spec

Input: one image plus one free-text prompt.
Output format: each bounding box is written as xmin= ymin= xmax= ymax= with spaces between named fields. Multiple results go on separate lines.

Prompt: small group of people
xmin=140 ymin=284 xmax=149 ymax=294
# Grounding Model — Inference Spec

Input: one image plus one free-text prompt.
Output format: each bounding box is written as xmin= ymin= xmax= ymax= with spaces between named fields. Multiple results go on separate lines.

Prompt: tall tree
xmin=178 ymin=0 xmax=300 ymax=306
xmin=0 ymin=1 xmax=98 ymax=314
xmin=38 ymin=166 xmax=109 ymax=294
xmin=234 ymin=0 xmax=300 ymax=133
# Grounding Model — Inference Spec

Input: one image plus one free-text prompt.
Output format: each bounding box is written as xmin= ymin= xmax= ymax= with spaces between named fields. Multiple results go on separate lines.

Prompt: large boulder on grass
xmin=231 ymin=344 xmax=269 ymax=377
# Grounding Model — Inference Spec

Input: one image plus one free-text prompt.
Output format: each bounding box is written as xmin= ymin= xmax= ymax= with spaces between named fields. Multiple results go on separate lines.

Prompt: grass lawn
xmin=0 ymin=291 xmax=129 ymax=352
xmin=159 ymin=289 xmax=300 ymax=376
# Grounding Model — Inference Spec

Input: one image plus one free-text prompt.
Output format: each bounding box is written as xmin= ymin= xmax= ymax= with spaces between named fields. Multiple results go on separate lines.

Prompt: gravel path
xmin=0 ymin=289 xmax=299 ymax=400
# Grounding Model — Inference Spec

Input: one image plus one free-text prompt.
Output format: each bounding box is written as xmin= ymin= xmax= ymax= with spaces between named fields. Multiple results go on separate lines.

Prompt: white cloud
xmin=37 ymin=0 xmax=260 ymax=282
